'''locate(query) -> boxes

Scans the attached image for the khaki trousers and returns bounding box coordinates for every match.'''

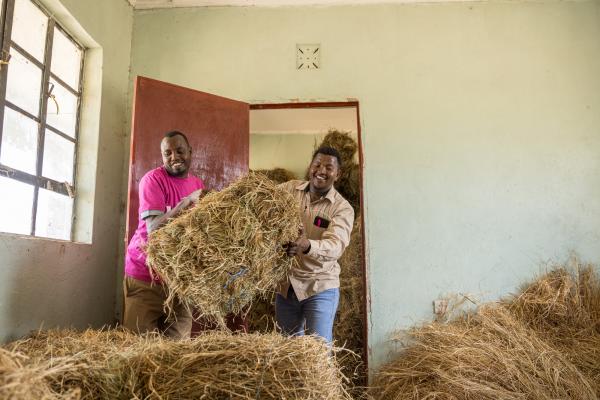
[122,276,192,339]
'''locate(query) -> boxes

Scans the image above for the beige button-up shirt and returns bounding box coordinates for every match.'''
[277,180,355,301]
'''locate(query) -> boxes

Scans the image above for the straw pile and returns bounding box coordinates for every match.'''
[505,265,600,393]
[0,347,80,400]
[6,328,352,400]
[335,219,365,388]
[146,173,301,325]
[253,167,298,184]
[370,304,597,400]
[370,264,600,399]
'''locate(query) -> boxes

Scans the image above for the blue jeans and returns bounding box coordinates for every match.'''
[275,286,340,343]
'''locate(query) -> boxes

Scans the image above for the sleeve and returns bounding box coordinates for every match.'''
[305,203,354,263]
[138,173,166,220]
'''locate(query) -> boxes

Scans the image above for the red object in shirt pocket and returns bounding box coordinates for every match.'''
[313,216,330,229]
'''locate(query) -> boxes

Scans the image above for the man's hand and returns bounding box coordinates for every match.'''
[187,189,203,205]
[283,226,310,257]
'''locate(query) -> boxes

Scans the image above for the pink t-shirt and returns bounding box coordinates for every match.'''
[125,166,204,283]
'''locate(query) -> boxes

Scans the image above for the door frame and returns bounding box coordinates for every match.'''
[250,101,369,373]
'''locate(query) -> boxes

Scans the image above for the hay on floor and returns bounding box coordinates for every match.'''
[370,304,597,400]
[0,347,80,400]
[253,168,298,184]
[146,173,301,325]
[370,265,600,399]
[8,328,353,400]
[505,264,600,393]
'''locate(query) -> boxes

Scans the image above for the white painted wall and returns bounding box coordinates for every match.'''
[249,107,359,178]
[0,0,133,342]
[129,1,600,370]
[250,133,320,178]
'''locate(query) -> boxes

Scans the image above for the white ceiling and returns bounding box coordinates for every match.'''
[129,0,472,9]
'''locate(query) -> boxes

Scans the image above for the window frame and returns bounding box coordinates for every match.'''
[0,0,84,240]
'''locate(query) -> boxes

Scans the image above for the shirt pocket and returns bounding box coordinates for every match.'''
[311,212,333,232]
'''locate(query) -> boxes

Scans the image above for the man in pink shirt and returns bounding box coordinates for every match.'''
[123,130,204,339]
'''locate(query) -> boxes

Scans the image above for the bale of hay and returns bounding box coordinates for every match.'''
[0,347,80,400]
[370,305,597,400]
[7,329,139,399]
[505,265,600,393]
[9,329,352,400]
[253,168,298,184]
[146,173,301,325]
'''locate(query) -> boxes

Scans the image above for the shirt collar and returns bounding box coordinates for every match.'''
[295,181,336,203]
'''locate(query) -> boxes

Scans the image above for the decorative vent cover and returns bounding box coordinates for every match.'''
[296,44,320,70]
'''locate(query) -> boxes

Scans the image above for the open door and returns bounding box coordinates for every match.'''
[126,76,249,243]
[125,76,249,335]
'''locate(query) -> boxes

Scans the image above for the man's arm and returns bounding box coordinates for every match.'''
[145,189,202,234]
[285,205,354,262]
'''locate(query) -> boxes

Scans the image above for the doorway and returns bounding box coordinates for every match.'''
[248,102,368,385]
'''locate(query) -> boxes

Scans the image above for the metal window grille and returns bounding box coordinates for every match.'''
[0,0,84,240]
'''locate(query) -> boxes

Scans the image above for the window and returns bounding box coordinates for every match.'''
[0,0,84,240]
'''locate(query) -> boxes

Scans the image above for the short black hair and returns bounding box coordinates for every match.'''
[312,146,342,168]
[163,130,190,147]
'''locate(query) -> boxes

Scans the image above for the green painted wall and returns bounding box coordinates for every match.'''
[0,0,133,342]
[129,1,600,370]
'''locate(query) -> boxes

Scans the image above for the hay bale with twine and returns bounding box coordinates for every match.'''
[8,328,352,400]
[505,264,600,393]
[370,304,597,400]
[146,172,301,325]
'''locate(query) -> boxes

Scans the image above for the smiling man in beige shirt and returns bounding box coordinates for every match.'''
[275,146,354,343]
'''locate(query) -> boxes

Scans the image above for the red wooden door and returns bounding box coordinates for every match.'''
[126,76,249,243]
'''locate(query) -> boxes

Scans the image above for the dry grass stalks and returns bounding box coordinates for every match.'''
[245,168,298,333]
[0,346,81,400]
[505,264,600,393]
[146,173,301,325]
[7,329,139,399]
[370,305,597,400]
[253,168,298,184]
[335,219,366,392]
[246,289,277,332]
[8,328,352,400]
[320,130,359,165]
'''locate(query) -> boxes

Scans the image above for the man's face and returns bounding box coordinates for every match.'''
[161,135,192,177]
[308,153,340,194]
